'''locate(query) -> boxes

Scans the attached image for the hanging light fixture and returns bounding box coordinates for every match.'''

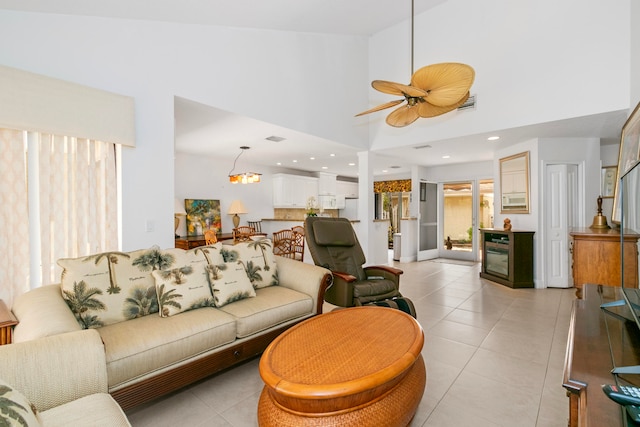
[356,0,475,127]
[228,146,262,184]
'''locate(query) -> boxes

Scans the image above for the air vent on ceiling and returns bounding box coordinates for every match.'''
[413,144,432,150]
[265,135,286,142]
[457,94,476,111]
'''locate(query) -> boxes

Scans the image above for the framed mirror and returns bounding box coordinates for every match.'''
[500,151,530,214]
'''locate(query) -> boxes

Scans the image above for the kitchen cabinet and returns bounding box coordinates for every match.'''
[272,174,318,208]
[318,172,337,195]
[336,180,359,198]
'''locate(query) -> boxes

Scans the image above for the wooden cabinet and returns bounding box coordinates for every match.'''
[479,229,534,288]
[570,228,639,296]
[272,174,318,208]
[563,285,636,426]
[0,300,17,345]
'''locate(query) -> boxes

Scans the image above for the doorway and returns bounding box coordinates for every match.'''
[418,181,438,260]
[439,180,494,261]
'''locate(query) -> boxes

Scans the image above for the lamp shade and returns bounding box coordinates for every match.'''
[174,198,187,216]
[228,200,247,215]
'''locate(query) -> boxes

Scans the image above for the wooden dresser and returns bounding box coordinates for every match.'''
[570,228,639,297]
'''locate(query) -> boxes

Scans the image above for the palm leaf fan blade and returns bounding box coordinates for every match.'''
[372,80,428,97]
[355,99,404,117]
[386,104,420,127]
[411,63,475,107]
[417,92,470,118]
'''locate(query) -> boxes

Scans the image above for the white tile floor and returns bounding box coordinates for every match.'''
[125,258,575,427]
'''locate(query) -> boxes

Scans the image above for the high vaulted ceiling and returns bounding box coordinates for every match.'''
[0,0,628,178]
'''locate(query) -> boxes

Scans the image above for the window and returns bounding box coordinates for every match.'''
[0,129,118,306]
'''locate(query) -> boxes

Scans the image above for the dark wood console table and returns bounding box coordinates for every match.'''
[563,284,640,426]
[175,233,233,249]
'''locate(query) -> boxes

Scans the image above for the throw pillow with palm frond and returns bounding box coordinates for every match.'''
[59,247,166,328]
[207,260,256,307]
[223,239,278,289]
[152,264,215,317]
[0,379,42,426]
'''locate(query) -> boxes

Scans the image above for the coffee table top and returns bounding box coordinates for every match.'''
[259,306,423,409]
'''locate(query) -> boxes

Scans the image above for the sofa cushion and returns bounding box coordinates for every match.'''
[219,286,313,338]
[58,246,218,328]
[38,393,130,427]
[152,264,215,317]
[221,240,279,289]
[98,307,237,389]
[208,261,256,307]
[0,378,42,427]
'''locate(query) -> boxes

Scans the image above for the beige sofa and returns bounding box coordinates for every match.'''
[10,242,332,410]
[0,329,130,426]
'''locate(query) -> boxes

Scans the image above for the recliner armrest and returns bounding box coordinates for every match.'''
[364,265,403,276]
[332,271,357,283]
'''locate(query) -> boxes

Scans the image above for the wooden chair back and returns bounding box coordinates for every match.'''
[272,229,296,258]
[291,226,305,262]
[204,229,218,245]
[233,226,255,243]
[247,221,263,233]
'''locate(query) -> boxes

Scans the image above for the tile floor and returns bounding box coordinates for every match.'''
[126,257,575,427]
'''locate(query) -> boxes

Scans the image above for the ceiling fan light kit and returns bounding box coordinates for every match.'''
[356,0,475,127]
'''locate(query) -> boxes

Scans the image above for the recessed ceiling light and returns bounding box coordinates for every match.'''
[348,162,355,166]
[487,136,500,141]
[330,153,335,157]
[321,166,328,170]
[442,155,450,159]
[382,169,388,173]
[292,160,298,163]
[276,162,282,166]
[310,157,315,160]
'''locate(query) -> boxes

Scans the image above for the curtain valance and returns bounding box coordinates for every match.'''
[0,64,135,147]
[373,179,412,193]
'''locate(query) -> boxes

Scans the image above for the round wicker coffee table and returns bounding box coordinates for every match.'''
[257,306,426,426]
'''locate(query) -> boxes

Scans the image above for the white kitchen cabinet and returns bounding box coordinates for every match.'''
[317,172,337,195]
[336,180,359,198]
[272,174,318,208]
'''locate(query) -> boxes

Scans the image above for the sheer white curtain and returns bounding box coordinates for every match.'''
[0,129,118,307]
[0,129,29,308]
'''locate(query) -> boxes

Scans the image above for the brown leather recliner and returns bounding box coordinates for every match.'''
[305,217,404,307]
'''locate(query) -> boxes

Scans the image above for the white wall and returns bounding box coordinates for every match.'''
[367,0,631,150]
[0,11,369,250]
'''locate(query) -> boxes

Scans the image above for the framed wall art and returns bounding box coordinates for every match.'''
[601,165,617,198]
[185,199,221,236]
[612,101,640,223]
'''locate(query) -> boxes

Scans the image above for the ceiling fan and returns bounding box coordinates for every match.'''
[356,0,475,127]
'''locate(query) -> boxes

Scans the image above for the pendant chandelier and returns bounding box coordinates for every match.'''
[228,146,261,184]
[356,0,475,127]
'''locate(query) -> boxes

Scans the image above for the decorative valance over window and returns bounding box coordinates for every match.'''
[0,64,135,147]
[374,179,412,193]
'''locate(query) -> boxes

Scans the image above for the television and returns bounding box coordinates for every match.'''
[600,159,640,375]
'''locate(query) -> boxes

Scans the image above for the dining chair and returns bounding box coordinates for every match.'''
[233,226,255,243]
[272,229,296,259]
[247,220,263,233]
[291,225,305,262]
[204,229,218,245]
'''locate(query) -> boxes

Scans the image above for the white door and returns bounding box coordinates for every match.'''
[545,164,578,288]
[417,181,438,261]
[439,181,476,261]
